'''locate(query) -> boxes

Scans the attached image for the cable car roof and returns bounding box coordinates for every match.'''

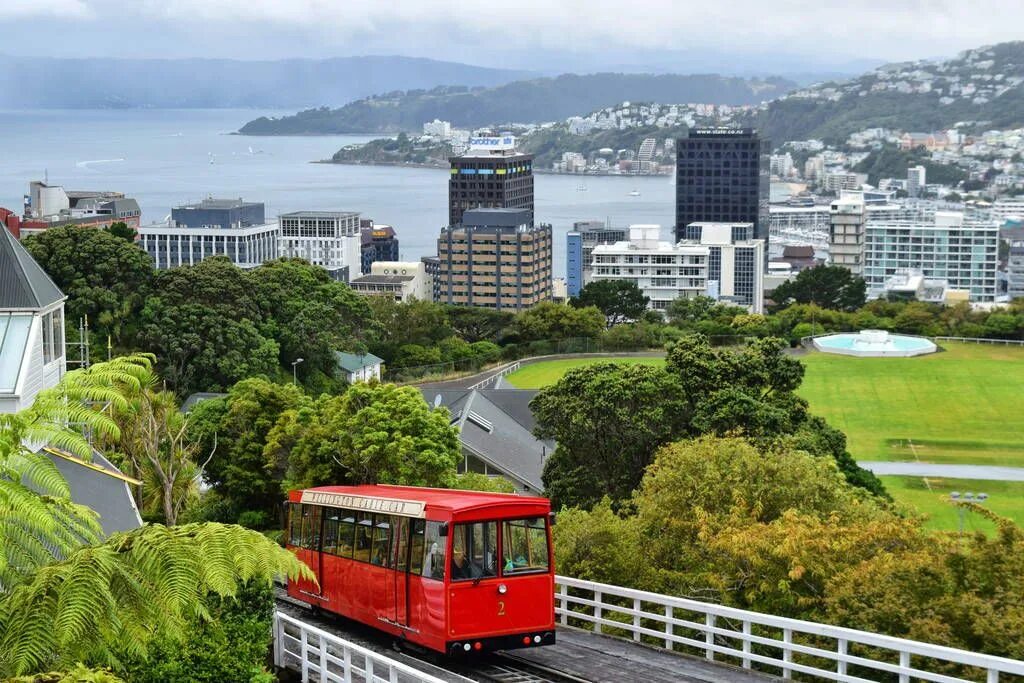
[292,484,549,518]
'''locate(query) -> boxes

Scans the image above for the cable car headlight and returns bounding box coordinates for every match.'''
[498,583,507,594]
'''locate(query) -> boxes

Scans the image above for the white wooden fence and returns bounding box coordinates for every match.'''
[554,575,1024,683]
[273,611,448,683]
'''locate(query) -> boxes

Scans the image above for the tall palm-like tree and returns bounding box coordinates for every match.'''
[0,355,310,677]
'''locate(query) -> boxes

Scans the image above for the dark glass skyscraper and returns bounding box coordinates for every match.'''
[449,142,533,227]
[674,129,770,261]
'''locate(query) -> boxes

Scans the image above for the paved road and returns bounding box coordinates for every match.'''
[860,461,1024,481]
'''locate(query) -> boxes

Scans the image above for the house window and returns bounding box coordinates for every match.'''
[41,310,63,364]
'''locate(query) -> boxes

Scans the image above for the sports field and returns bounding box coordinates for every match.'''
[503,357,665,389]
[797,343,1024,466]
[879,476,1024,532]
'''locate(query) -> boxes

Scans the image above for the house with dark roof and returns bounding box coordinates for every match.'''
[37,446,143,536]
[422,388,552,494]
[0,224,67,413]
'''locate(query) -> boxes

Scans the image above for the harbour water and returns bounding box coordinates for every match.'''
[0,108,785,277]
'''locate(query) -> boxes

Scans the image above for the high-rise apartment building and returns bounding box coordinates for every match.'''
[829,195,867,275]
[436,208,552,310]
[675,128,770,263]
[566,221,628,297]
[138,220,280,270]
[907,165,926,198]
[448,136,533,227]
[681,222,765,312]
[1008,241,1024,300]
[279,211,360,281]
[360,224,400,274]
[863,211,998,301]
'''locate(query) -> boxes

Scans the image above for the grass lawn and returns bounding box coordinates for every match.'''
[880,476,1024,533]
[503,357,665,389]
[798,343,1024,466]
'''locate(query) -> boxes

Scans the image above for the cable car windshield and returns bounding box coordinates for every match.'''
[451,521,498,581]
[501,517,550,575]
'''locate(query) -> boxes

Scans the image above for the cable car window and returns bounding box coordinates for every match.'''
[409,519,425,575]
[451,521,497,581]
[300,505,322,550]
[420,521,446,581]
[371,515,392,566]
[322,508,339,555]
[501,518,549,575]
[336,511,356,558]
[353,512,373,562]
[288,503,302,546]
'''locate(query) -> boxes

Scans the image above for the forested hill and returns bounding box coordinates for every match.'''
[237,73,796,135]
[0,55,530,109]
[752,41,1024,144]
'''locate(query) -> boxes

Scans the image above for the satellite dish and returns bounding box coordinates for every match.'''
[433,395,443,409]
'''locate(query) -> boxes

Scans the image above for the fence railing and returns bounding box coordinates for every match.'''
[932,335,1024,346]
[273,611,447,683]
[554,575,1024,683]
[467,361,521,391]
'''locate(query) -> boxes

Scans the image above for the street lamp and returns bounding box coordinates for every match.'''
[291,358,304,384]
[950,491,988,535]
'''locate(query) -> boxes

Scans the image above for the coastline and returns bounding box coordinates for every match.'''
[316,158,674,177]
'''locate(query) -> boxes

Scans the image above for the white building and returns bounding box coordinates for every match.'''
[823,172,867,193]
[907,165,927,198]
[423,119,452,139]
[349,261,433,302]
[335,352,384,384]
[590,224,764,313]
[279,211,361,281]
[0,226,67,413]
[829,195,867,275]
[863,211,999,301]
[139,220,280,270]
[992,198,1024,224]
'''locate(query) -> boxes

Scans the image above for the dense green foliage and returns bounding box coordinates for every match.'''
[241,74,795,135]
[119,583,276,683]
[852,145,968,187]
[571,280,650,326]
[770,265,867,312]
[23,226,153,347]
[510,301,605,342]
[555,435,1024,663]
[535,335,883,509]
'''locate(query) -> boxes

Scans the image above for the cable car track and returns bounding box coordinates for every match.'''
[463,653,592,683]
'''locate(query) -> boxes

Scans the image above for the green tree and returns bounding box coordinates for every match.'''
[770,265,867,312]
[104,221,137,242]
[188,378,309,523]
[532,363,691,509]
[269,383,460,490]
[445,306,514,343]
[365,297,452,362]
[511,301,605,342]
[247,259,372,385]
[23,225,153,348]
[571,280,650,326]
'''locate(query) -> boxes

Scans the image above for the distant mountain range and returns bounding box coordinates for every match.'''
[0,55,531,109]
[238,74,796,135]
[751,41,1024,143]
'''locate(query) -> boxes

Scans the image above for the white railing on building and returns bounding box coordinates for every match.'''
[273,611,447,683]
[554,575,1024,683]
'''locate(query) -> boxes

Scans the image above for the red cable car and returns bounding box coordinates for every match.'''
[285,484,556,655]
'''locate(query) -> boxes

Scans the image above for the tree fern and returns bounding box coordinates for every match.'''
[0,523,312,676]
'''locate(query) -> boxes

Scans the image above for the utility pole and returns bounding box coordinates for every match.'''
[950,491,988,536]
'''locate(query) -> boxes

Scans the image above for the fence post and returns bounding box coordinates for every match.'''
[593,590,603,634]
[899,651,911,683]
[300,628,309,681]
[343,646,352,683]
[782,628,792,679]
[319,633,327,681]
[664,605,673,650]
[742,621,752,669]
[705,614,715,660]
[559,583,569,625]
[273,612,283,668]
[837,638,847,677]
[633,598,641,642]
[988,669,1000,683]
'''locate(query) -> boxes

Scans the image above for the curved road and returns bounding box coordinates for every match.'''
[859,461,1024,481]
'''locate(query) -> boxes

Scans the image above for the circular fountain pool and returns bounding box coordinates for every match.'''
[812,330,937,357]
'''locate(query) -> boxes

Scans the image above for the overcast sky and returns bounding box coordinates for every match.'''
[3,0,1022,70]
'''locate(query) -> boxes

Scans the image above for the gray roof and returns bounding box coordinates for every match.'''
[336,351,384,372]
[0,226,65,310]
[36,446,142,537]
[461,208,532,228]
[423,389,550,492]
[180,391,228,412]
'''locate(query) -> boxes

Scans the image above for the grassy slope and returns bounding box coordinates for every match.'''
[880,476,1024,533]
[797,343,1024,465]
[503,357,665,389]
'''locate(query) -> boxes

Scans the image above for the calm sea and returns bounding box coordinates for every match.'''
[0,109,787,278]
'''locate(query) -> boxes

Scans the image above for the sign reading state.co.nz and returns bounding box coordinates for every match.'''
[469,135,516,151]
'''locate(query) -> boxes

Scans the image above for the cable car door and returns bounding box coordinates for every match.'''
[392,516,411,627]
[293,504,324,602]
